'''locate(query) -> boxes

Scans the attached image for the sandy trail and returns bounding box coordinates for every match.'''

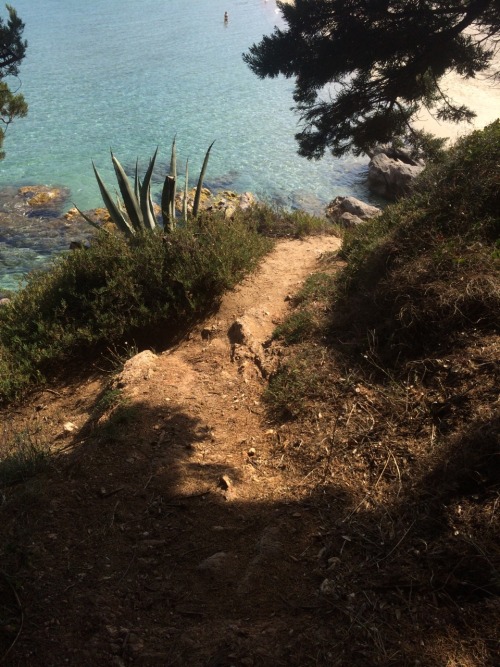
[118,235,341,502]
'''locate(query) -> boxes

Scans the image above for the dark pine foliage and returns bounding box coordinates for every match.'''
[0,5,26,75]
[0,4,27,159]
[244,0,500,158]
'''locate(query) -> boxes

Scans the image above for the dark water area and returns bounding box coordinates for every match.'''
[0,187,94,293]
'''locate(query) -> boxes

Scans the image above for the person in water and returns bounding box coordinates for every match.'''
[224,11,228,22]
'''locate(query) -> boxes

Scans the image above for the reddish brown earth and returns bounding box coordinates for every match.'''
[1,232,498,666]
[1,236,349,666]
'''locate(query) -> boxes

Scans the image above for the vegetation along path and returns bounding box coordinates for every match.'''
[1,235,346,666]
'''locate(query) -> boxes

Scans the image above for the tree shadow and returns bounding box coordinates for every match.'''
[291,412,500,665]
[0,386,498,665]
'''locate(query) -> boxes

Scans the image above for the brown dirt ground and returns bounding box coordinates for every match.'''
[1,233,498,666]
[0,236,349,666]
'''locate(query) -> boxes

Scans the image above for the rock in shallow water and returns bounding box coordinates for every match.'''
[325,195,382,227]
[17,185,70,217]
[368,153,424,200]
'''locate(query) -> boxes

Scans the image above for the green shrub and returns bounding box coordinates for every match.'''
[235,203,335,238]
[334,121,500,364]
[0,214,272,403]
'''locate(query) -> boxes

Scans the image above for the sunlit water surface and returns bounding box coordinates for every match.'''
[1,0,498,290]
[0,0,371,290]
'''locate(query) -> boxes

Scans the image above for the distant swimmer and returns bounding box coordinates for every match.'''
[224,11,228,22]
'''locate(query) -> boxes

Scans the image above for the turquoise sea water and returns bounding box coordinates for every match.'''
[0,0,371,290]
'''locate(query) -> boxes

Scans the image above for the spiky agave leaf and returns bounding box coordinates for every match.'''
[148,192,157,229]
[92,162,135,237]
[111,150,143,231]
[182,158,189,224]
[72,204,110,234]
[134,159,140,202]
[169,137,177,221]
[162,175,176,233]
[193,141,215,218]
[139,147,159,231]
[162,138,178,229]
[142,184,157,232]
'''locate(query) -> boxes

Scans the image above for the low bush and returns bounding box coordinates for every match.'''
[259,126,499,666]
[235,203,335,238]
[333,121,500,364]
[0,213,272,403]
[265,122,500,418]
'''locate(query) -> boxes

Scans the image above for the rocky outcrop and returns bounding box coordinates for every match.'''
[368,151,424,200]
[18,185,69,215]
[228,314,270,379]
[115,350,158,395]
[177,188,256,219]
[325,196,382,228]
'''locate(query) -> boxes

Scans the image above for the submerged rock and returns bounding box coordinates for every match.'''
[0,193,95,292]
[64,206,111,224]
[18,185,70,216]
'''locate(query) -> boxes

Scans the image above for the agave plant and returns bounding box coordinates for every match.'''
[76,139,214,238]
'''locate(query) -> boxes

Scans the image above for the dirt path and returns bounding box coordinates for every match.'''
[118,235,340,503]
[2,235,342,666]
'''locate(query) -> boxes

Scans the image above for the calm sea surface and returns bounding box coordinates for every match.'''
[2,1,497,291]
[0,0,373,289]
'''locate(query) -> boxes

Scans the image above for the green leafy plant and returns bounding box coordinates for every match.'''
[0,213,272,404]
[76,138,215,237]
